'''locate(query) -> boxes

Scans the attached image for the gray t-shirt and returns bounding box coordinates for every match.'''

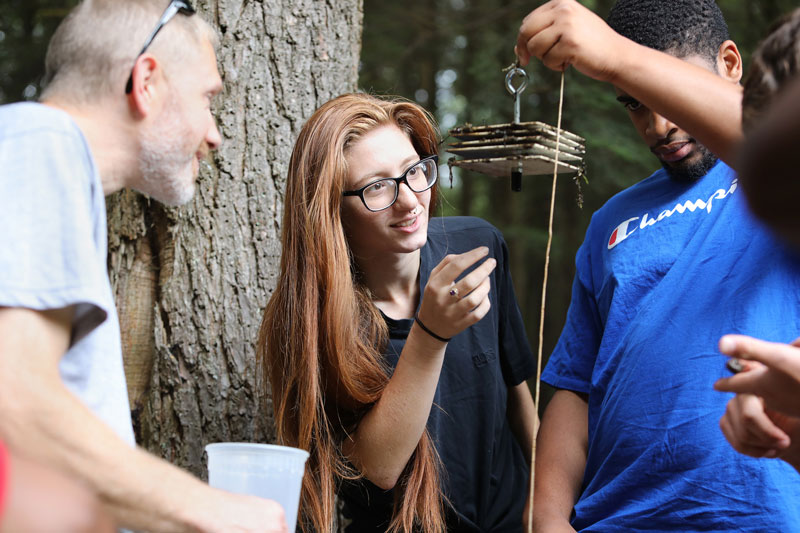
[0,102,135,445]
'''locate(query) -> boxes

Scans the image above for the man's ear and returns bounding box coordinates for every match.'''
[127,54,161,118]
[717,40,743,84]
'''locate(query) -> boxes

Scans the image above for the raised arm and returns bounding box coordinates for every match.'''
[0,307,287,533]
[343,247,496,489]
[533,389,588,532]
[515,0,743,165]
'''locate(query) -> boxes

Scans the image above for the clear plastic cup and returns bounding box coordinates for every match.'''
[206,442,309,532]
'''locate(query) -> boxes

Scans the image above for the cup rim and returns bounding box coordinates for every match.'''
[205,442,310,460]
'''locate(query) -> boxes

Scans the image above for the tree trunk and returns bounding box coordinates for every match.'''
[107,0,363,478]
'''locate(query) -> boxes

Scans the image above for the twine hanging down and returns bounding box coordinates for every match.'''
[443,63,578,530]
[527,70,566,533]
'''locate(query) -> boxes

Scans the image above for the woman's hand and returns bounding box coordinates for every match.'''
[416,247,497,341]
[345,247,496,488]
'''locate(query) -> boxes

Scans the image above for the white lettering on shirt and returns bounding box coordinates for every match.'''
[607,179,738,250]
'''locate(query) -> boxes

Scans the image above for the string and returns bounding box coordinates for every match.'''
[528,69,566,533]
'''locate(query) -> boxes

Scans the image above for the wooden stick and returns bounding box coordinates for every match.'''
[528,70,565,533]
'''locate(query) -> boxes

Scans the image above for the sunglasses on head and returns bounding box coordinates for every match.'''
[124,0,196,94]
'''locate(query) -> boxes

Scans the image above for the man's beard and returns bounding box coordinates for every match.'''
[138,98,198,206]
[662,143,719,183]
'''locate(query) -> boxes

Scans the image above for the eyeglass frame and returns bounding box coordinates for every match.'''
[124,0,196,94]
[342,155,439,212]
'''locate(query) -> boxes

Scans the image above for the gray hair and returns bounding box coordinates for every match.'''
[41,0,218,104]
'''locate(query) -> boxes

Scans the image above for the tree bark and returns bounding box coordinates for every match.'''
[107,0,363,478]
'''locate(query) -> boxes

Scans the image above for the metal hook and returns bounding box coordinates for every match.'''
[505,67,529,97]
[504,65,529,190]
[505,67,528,125]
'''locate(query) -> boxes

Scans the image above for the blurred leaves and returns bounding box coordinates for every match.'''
[0,0,78,103]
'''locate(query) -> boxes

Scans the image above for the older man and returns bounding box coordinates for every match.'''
[0,1,285,531]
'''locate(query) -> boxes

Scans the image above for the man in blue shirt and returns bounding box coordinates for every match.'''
[517,0,800,530]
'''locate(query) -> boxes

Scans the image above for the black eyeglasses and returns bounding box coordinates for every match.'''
[343,155,438,212]
[124,0,196,94]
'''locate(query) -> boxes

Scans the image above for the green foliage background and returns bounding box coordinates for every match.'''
[0,1,77,103]
[2,0,796,411]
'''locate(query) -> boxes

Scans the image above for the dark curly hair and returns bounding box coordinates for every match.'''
[741,8,800,131]
[607,0,729,64]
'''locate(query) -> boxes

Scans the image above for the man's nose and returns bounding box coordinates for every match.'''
[206,119,222,150]
[646,111,677,140]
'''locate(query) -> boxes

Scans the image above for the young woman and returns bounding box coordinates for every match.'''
[258,93,536,532]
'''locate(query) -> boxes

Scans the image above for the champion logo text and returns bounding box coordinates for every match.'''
[607,179,738,250]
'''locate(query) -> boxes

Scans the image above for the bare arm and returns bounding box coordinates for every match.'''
[1,448,115,533]
[508,381,538,464]
[608,42,742,164]
[0,307,287,533]
[508,381,538,532]
[344,248,497,489]
[342,323,448,490]
[515,0,743,166]
[533,389,588,533]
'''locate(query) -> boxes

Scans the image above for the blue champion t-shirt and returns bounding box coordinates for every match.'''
[543,160,800,531]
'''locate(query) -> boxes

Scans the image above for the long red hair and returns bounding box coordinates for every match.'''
[257,93,444,532]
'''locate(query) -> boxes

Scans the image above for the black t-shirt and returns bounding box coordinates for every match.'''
[341,217,535,532]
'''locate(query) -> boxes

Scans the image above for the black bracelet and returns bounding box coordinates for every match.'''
[414,315,451,343]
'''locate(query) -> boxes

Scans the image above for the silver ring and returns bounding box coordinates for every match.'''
[449,287,459,298]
